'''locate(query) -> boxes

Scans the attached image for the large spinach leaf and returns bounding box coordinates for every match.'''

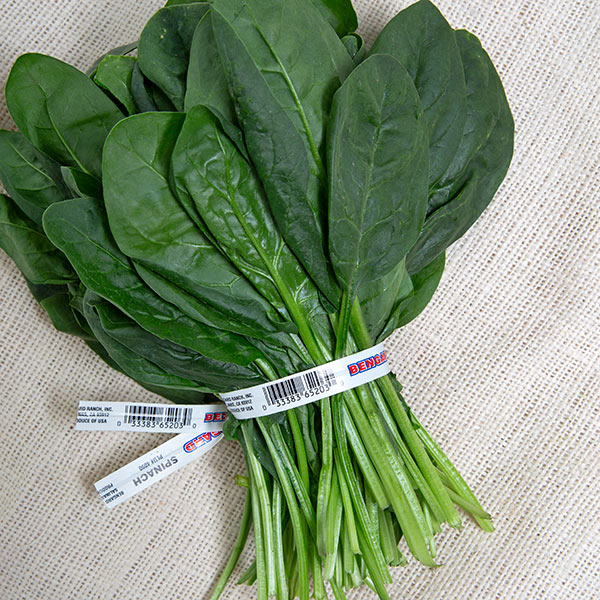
[0,130,69,225]
[211,0,354,306]
[5,54,123,179]
[0,194,75,285]
[137,3,209,111]
[42,196,264,367]
[406,66,514,274]
[102,111,295,343]
[427,29,504,214]
[368,0,467,187]
[93,55,138,116]
[327,54,429,299]
[172,106,333,349]
[184,10,235,122]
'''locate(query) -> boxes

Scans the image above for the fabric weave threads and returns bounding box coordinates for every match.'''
[1,1,599,599]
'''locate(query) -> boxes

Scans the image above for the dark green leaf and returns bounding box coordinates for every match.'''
[42,196,264,366]
[427,30,504,213]
[0,194,75,284]
[86,41,137,78]
[83,290,209,392]
[60,167,102,199]
[91,295,264,392]
[211,0,354,306]
[341,33,366,65]
[93,55,137,115]
[0,130,69,225]
[368,0,467,186]
[102,111,294,343]
[378,252,445,341]
[137,3,209,111]
[308,0,358,36]
[130,62,176,113]
[359,261,412,341]
[327,54,429,298]
[406,83,513,274]
[185,10,236,122]
[5,54,123,178]
[25,280,94,339]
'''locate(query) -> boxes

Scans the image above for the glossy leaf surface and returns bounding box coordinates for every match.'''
[327,54,429,297]
[102,111,293,342]
[0,194,75,284]
[211,0,354,305]
[0,130,69,225]
[137,3,209,111]
[5,54,122,178]
[369,0,467,186]
[42,197,264,366]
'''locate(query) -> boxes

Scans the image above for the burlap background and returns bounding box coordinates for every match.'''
[0,1,598,598]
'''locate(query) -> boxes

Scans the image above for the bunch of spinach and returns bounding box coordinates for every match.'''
[0,1,513,598]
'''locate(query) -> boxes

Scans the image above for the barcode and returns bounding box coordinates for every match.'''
[124,405,193,426]
[263,368,337,406]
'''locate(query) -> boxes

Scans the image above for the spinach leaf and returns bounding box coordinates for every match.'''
[184,10,236,122]
[90,295,264,392]
[359,261,412,341]
[0,130,69,225]
[130,62,169,113]
[5,54,123,179]
[60,167,102,199]
[25,280,94,339]
[427,29,504,214]
[83,290,210,393]
[86,41,137,78]
[378,252,445,341]
[327,54,429,300]
[341,33,366,65]
[406,78,514,274]
[211,0,354,306]
[42,196,264,366]
[137,3,209,111]
[368,0,467,187]
[0,194,75,284]
[93,55,137,116]
[102,111,295,343]
[309,0,358,36]
[172,105,332,347]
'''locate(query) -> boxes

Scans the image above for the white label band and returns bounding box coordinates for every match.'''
[219,343,390,419]
[76,401,228,433]
[94,430,223,508]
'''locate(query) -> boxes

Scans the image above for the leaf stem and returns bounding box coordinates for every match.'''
[208,488,253,600]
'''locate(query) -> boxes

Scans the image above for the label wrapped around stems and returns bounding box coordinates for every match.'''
[76,401,228,433]
[219,343,390,419]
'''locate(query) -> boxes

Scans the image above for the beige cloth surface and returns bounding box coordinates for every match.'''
[0,1,598,598]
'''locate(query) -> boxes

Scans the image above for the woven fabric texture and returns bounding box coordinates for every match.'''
[0,1,598,599]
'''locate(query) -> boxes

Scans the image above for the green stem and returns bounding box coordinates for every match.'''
[272,481,289,599]
[242,423,276,597]
[208,489,253,600]
[411,410,494,532]
[288,409,310,492]
[350,300,462,529]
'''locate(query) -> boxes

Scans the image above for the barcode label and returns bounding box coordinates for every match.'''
[124,405,193,427]
[76,401,228,433]
[220,343,390,419]
[264,368,337,406]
